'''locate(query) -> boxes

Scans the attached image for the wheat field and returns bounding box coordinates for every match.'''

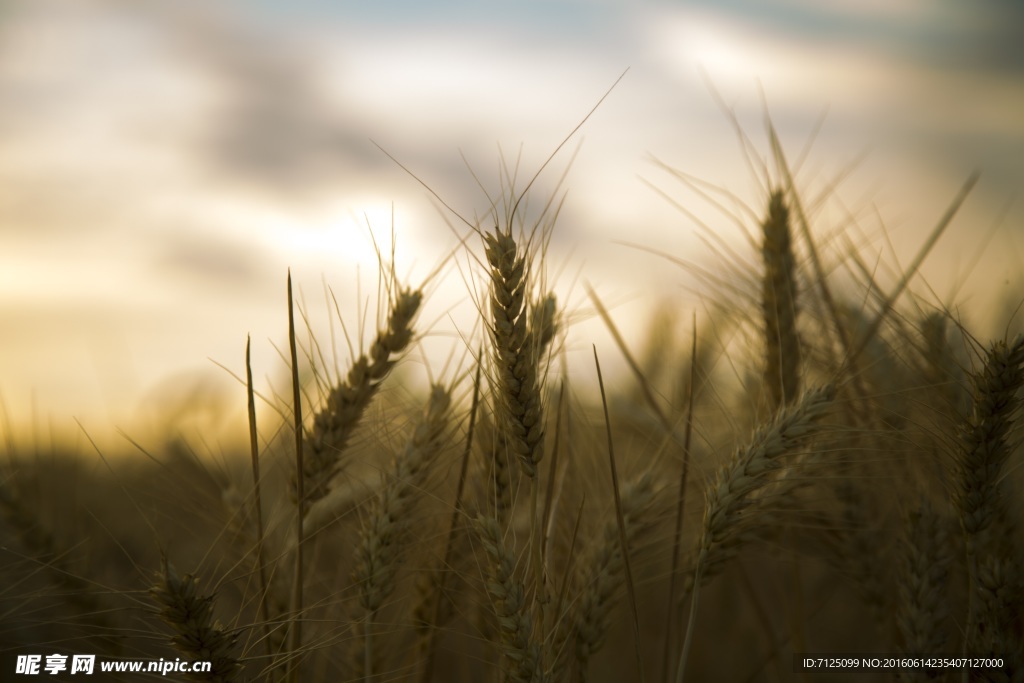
[2,107,1022,683]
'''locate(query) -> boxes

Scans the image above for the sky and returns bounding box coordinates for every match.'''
[1,0,1022,449]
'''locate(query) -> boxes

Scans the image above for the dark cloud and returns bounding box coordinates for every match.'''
[159,13,380,198]
[200,48,367,193]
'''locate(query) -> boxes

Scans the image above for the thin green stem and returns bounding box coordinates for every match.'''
[676,561,705,683]
[286,271,305,683]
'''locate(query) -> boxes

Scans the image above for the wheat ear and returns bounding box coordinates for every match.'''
[953,335,1024,665]
[151,559,239,683]
[897,498,952,671]
[485,228,545,479]
[475,514,546,683]
[972,554,1022,673]
[481,291,556,525]
[954,335,1024,547]
[417,361,483,683]
[351,385,452,680]
[485,228,553,640]
[570,472,656,682]
[676,384,835,683]
[300,287,422,506]
[761,190,801,410]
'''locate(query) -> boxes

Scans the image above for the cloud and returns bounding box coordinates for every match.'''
[165,20,373,196]
[155,231,268,293]
[685,0,1024,76]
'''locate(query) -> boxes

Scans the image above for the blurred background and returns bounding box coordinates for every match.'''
[1,0,1022,449]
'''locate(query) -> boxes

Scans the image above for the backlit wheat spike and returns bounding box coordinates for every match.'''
[762,190,800,410]
[299,287,422,506]
[677,384,835,683]
[485,228,545,479]
[699,384,835,579]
